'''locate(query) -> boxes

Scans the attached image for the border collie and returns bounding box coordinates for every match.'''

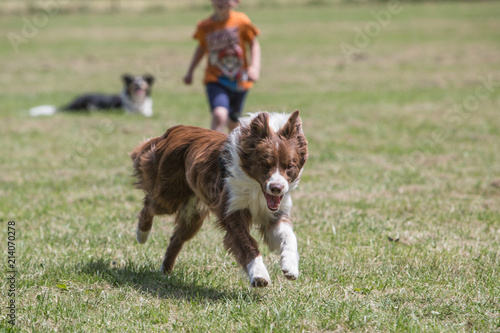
[130,111,308,287]
[29,74,155,117]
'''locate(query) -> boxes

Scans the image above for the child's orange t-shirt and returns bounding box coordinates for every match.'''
[193,10,260,91]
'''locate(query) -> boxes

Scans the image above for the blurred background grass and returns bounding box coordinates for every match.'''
[1,1,499,331]
[0,0,491,15]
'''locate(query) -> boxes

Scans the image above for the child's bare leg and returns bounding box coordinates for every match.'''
[211,106,229,132]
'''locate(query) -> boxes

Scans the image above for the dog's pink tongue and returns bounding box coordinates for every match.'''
[265,193,282,211]
[136,89,146,97]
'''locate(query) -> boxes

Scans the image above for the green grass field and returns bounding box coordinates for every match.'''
[1,1,500,332]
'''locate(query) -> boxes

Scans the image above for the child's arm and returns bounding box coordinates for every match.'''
[247,37,261,82]
[184,45,205,85]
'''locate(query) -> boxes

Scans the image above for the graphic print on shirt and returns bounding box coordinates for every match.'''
[206,27,246,83]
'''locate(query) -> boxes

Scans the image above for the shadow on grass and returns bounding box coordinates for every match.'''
[76,258,261,303]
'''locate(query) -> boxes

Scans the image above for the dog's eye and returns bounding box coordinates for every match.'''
[286,162,298,178]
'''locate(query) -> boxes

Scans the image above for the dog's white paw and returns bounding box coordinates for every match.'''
[136,228,151,244]
[281,251,299,280]
[247,256,271,288]
[251,275,271,288]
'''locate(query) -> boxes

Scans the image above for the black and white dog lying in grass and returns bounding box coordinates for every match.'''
[29,74,155,117]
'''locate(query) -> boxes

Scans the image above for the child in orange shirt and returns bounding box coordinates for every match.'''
[183,0,261,132]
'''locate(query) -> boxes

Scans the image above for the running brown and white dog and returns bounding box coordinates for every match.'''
[130,111,308,287]
[29,74,155,117]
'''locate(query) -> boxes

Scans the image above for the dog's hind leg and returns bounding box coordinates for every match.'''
[161,196,208,274]
[136,196,155,244]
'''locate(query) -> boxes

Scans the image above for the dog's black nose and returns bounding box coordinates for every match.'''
[269,183,284,195]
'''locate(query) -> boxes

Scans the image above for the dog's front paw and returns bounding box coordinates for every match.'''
[282,268,299,280]
[281,251,299,280]
[247,256,271,288]
[251,275,271,288]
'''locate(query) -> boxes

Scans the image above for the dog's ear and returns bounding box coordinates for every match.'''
[143,74,155,86]
[122,74,134,85]
[250,112,271,138]
[279,110,301,139]
[281,110,308,167]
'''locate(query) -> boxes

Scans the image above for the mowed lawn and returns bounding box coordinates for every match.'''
[1,2,500,332]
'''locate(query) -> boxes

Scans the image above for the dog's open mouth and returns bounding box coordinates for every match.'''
[264,192,284,212]
[133,87,146,98]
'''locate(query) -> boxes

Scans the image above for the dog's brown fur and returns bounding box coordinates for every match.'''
[130,111,307,286]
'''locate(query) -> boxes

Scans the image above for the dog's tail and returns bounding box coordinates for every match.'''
[129,135,164,191]
[29,105,58,117]
[129,140,148,162]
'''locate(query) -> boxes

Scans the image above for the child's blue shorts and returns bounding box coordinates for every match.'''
[206,83,249,122]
